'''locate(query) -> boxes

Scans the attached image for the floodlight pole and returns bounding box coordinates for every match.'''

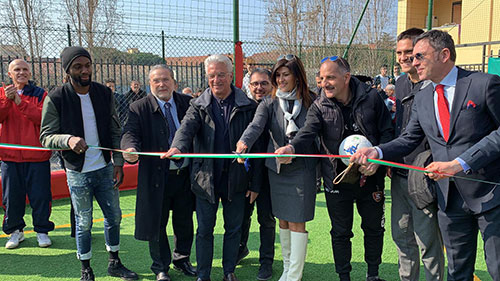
[343,0,370,59]
[427,0,434,30]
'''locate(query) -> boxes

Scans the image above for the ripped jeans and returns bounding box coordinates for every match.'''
[66,164,122,260]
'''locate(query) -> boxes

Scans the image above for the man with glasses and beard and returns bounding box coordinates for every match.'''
[40,47,138,281]
[236,68,276,280]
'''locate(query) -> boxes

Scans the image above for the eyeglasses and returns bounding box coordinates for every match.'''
[207,72,228,80]
[249,81,270,87]
[277,54,296,61]
[410,53,426,62]
[321,56,349,70]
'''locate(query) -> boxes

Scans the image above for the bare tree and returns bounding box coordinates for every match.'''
[303,0,346,46]
[265,0,306,54]
[1,0,52,58]
[263,0,396,76]
[355,0,396,74]
[63,0,121,52]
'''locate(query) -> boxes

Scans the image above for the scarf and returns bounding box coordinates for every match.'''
[276,87,302,137]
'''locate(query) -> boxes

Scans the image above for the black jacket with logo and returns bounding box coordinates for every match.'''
[292,77,394,192]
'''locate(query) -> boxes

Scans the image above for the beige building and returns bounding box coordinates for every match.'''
[397,0,500,70]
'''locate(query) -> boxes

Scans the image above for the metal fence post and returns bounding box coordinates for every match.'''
[482,44,486,72]
[162,31,165,60]
[67,24,72,47]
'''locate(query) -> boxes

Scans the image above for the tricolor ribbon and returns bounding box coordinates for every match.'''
[1,143,498,185]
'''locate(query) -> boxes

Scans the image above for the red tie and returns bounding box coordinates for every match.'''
[436,84,450,142]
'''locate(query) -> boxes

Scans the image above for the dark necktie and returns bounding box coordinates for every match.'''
[164,103,183,168]
[436,84,450,142]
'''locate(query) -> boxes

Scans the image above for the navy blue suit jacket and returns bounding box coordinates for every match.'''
[380,68,500,214]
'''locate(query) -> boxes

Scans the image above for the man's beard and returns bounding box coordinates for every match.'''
[71,74,92,87]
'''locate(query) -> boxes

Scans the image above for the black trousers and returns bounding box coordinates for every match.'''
[325,182,385,277]
[240,177,276,266]
[149,169,195,275]
[196,191,246,279]
[1,161,54,234]
[439,182,500,281]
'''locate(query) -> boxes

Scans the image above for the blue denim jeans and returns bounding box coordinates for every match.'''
[66,164,122,260]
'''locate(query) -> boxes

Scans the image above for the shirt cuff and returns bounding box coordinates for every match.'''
[456,157,471,173]
[374,146,383,159]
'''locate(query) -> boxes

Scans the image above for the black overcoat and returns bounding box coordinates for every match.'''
[121,92,192,241]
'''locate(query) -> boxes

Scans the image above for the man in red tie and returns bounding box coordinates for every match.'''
[352,29,500,281]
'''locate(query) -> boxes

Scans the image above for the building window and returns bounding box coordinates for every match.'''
[452,1,462,24]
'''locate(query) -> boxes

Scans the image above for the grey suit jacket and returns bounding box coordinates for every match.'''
[380,68,500,214]
[239,95,318,173]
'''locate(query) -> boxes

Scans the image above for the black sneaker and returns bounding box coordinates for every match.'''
[107,258,139,280]
[257,264,272,280]
[236,247,249,265]
[366,276,386,281]
[81,267,95,281]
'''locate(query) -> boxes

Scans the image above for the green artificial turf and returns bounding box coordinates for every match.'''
[0,180,490,280]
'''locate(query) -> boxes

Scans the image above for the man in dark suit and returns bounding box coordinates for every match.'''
[352,30,500,281]
[121,65,196,281]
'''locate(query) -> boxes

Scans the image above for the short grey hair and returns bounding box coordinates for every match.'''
[204,55,233,73]
[149,65,175,80]
[385,84,395,91]
[414,29,456,62]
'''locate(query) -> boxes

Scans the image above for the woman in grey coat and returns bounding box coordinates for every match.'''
[236,55,318,281]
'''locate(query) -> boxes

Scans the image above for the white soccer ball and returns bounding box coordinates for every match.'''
[339,134,373,165]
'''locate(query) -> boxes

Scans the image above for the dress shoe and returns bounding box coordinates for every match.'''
[173,260,197,277]
[257,264,272,280]
[196,278,211,281]
[223,273,240,281]
[156,271,171,281]
[107,258,139,280]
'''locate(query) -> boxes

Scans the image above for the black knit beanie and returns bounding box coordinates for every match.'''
[61,46,92,73]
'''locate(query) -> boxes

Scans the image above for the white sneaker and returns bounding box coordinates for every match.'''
[36,233,52,248]
[5,230,25,249]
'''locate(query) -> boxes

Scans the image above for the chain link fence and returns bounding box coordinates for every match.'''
[0,4,398,170]
[1,25,396,124]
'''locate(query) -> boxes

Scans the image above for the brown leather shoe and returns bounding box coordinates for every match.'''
[223,273,240,281]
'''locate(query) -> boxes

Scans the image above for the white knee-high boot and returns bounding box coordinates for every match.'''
[287,231,308,281]
[278,228,291,281]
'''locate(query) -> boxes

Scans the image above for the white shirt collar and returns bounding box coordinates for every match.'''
[432,66,458,88]
[153,93,175,109]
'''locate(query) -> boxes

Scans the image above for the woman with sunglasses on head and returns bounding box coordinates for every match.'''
[236,54,318,281]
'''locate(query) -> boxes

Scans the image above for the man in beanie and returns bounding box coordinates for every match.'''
[0,59,54,249]
[40,46,138,281]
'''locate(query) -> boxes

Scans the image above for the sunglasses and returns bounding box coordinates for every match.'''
[409,52,426,62]
[321,56,349,69]
[321,56,341,63]
[277,54,296,61]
